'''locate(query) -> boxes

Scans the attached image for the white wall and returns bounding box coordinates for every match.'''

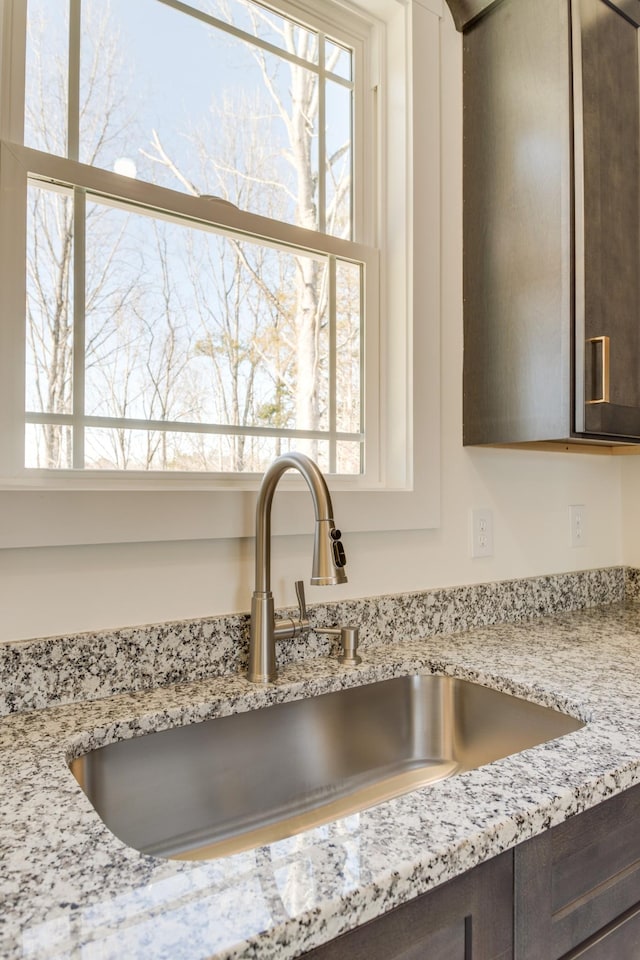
[620,457,640,568]
[0,7,624,643]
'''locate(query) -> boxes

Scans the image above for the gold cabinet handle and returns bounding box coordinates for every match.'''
[586,336,610,404]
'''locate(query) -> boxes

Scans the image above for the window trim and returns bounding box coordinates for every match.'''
[0,0,442,543]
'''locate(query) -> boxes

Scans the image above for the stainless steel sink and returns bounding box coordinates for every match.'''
[69,674,584,860]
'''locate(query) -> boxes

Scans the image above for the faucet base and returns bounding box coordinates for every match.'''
[247,593,277,684]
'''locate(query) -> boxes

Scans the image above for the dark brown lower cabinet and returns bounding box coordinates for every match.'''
[514,784,640,959]
[301,850,513,960]
[302,784,640,960]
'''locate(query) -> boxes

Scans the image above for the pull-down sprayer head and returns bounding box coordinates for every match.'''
[311,518,347,585]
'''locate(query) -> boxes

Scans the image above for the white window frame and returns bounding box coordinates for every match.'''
[4,0,377,477]
[0,0,442,546]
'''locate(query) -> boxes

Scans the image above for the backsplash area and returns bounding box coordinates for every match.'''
[0,566,632,717]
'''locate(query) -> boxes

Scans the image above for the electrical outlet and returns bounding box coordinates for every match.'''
[471,508,493,558]
[570,504,586,548]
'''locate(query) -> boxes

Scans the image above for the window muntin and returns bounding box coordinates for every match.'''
[13,0,376,479]
[24,425,362,474]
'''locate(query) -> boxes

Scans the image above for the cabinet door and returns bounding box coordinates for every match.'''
[574,0,640,439]
[301,851,513,960]
[514,784,640,959]
[461,0,573,446]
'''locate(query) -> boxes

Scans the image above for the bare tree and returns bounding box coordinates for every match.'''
[234,6,353,453]
[25,2,137,467]
[144,89,302,472]
[143,0,354,465]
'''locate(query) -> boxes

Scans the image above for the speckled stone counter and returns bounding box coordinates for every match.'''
[0,565,626,716]
[4,597,640,959]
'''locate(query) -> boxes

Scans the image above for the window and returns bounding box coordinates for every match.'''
[0,0,441,542]
[2,0,378,478]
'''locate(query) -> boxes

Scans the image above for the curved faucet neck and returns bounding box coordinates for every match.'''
[254,452,335,595]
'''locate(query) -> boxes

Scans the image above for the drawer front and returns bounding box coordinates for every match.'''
[568,904,640,959]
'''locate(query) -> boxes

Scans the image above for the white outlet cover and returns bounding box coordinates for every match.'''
[470,508,494,558]
[569,504,587,548]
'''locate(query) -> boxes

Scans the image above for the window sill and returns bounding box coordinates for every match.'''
[0,471,437,548]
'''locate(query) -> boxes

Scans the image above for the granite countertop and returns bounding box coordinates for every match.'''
[3,601,640,959]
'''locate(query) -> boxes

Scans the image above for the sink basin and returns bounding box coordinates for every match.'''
[69,674,583,860]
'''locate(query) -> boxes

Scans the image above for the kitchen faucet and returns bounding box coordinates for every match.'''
[247,451,350,683]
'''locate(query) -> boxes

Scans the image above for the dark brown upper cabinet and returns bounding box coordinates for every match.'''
[447,0,640,446]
